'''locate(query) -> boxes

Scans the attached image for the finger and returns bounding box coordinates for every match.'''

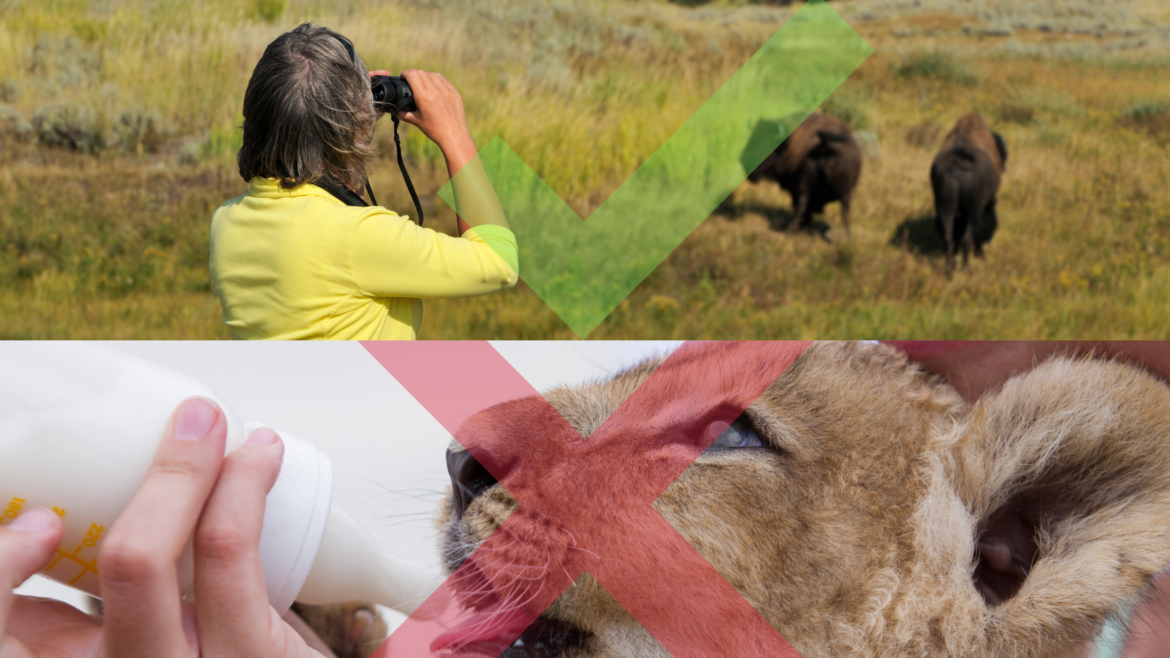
[436,74,458,95]
[282,609,340,658]
[1050,341,1170,385]
[1120,570,1170,656]
[398,110,421,126]
[194,427,285,656]
[368,70,391,78]
[9,595,102,655]
[0,508,63,627]
[99,397,227,658]
[402,69,431,95]
[423,71,444,93]
[882,341,1036,401]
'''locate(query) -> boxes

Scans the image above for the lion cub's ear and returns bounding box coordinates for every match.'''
[948,356,1170,647]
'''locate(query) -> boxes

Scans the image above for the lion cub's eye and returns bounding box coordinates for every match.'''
[704,416,763,450]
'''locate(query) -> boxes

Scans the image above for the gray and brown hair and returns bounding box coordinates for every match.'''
[237,23,376,191]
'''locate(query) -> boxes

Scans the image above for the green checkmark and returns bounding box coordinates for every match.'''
[440,0,873,338]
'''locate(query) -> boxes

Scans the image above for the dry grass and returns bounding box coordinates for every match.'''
[1,0,1168,338]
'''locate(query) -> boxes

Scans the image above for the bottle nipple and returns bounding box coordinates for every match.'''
[296,504,442,614]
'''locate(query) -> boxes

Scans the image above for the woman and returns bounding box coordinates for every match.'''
[210,24,517,340]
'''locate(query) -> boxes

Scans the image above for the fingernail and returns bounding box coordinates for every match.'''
[173,397,219,441]
[8,507,55,532]
[245,427,280,446]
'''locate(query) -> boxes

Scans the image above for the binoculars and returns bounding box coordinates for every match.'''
[371,75,417,116]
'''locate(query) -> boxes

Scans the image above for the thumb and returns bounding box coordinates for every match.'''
[0,508,64,627]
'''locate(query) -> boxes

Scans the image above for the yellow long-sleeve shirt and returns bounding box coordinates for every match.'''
[209,178,518,340]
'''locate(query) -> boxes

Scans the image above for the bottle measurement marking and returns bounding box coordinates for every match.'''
[0,497,26,524]
[46,542,101,584]
[45,521,103,584]
[1,498,66,525]
[2,498,102,583]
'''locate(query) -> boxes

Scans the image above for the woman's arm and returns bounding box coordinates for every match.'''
[350,210,517,300]
[397,70,508,236]
[355,70,517,298]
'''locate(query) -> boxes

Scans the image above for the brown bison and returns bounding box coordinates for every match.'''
[931,113,1008,272]
[747,112,863,235]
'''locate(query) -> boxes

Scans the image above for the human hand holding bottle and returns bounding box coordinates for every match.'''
[0,397,338,658]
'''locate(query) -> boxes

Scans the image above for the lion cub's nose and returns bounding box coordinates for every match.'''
[446,448,499,518]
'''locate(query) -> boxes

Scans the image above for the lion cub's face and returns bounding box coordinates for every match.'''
[437,343,961,657]
[437,343,1170,658]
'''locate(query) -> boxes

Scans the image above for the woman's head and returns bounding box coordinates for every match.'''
[238,24,376,191]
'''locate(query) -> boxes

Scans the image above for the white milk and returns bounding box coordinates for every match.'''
[0,344,437,614]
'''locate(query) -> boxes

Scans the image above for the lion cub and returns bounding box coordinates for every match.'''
[438,342,1170,657]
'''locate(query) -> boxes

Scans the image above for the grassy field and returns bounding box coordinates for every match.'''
[1,0,1168,338]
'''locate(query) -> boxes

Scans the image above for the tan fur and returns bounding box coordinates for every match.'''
[439,343,1170,657]
[941,113,1004,177]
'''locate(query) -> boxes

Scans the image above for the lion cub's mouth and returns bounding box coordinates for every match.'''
[500,616,589,658]
[436,610,588,657]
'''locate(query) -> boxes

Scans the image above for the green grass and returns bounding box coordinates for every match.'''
[0,0,1168,338]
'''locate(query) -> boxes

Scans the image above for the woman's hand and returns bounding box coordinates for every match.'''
[884,341,1170,402]
[396,70,478,177]
[0,397,337,658]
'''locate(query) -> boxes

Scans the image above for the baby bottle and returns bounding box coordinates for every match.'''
[0,343,439,614]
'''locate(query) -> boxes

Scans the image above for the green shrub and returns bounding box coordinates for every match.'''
[31,103,109,154]
[0,104,32,142]
[1122,100,1169,123]
[30,103,170,154]
[665,0,795,6]
[114,109,169,154]
[1120,100,1170,140]
[0,79,19,103]
[252,0,286,22]
[998,103,1036,125]
[892,50,978,86]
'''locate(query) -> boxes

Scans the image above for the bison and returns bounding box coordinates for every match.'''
[931,113,1008,272]
[746,112,863,236]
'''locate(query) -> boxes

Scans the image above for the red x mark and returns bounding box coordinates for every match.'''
[363,341,810,657]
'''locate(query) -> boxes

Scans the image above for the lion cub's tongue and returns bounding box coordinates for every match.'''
[430,605,535,655]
